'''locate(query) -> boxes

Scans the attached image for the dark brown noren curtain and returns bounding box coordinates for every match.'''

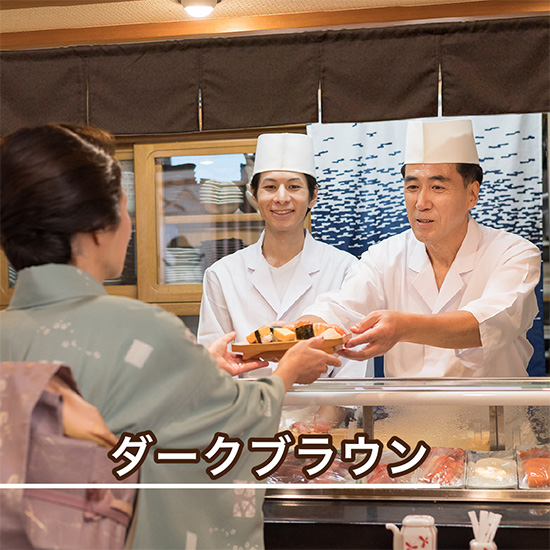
[1,16,548,136]
[321,27,439,123]
[86,42,200,135]
[0,49,87,136]
[441,17,550,116]
[200,34,320,131]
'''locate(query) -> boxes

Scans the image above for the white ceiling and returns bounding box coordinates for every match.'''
[1,0,491,33]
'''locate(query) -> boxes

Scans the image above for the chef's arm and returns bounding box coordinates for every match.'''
[340,310,481,361]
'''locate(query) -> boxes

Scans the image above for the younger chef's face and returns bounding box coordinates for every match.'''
[255,171,317,233]
[404,163,479,255]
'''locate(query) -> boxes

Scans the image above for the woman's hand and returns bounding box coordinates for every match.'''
[274,337,341,390]
[208,331,269,376]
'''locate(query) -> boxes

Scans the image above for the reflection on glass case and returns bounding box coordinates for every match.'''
[155,151,261,286]
[267,378,549,502]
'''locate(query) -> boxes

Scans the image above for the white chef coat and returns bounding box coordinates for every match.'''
[302,217,541,377]
[198,230,372,378]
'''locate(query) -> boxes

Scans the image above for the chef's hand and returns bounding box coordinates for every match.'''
[208,331,269,376]
[45,375,118,449]
[274,337,341,390]
[338,310,402,360]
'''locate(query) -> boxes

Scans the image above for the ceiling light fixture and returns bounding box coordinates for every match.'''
[179,0,221,18]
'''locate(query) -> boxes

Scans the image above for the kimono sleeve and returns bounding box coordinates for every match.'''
[96,305,286,549]
[100,303,285,456]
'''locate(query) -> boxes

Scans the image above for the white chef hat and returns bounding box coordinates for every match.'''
[252,133,316,178]
[404,119,480,165]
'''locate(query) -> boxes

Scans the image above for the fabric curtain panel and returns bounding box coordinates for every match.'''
[0,49,86,137]
[1,17,548,136]
[199,35,320,131]
[86,43,200,135]
[320,27,439,123]
[441,17,550,116]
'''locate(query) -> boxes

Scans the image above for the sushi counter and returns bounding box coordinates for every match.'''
[262,378,550,550]
[263,498,549,549]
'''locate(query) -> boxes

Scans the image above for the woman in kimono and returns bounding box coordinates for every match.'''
[0,123,341,550]
[198,133,371,379]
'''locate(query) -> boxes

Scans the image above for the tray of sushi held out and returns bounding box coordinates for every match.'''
[231,323,351,361]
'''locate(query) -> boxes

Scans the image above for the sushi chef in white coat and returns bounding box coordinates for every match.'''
[300,119,541,377]
[198,132,372,378]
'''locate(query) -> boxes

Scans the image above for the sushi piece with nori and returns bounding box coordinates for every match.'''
[295,323,315,340]
[246,325,272,344]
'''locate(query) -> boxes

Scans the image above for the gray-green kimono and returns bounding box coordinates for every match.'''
[0,264,285,550]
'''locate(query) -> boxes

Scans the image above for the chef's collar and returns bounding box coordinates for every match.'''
[409,215,479,274]
[252,229,321,273]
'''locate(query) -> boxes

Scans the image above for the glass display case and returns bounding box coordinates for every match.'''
[263,378,549,550]
[266,378,549,501]
[133,138,264,315]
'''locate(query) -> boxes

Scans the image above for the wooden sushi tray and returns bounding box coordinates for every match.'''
[232,333,351,361]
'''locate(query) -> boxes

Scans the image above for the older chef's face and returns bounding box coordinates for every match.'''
[404,163,479,254]
[255,171,317,233]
